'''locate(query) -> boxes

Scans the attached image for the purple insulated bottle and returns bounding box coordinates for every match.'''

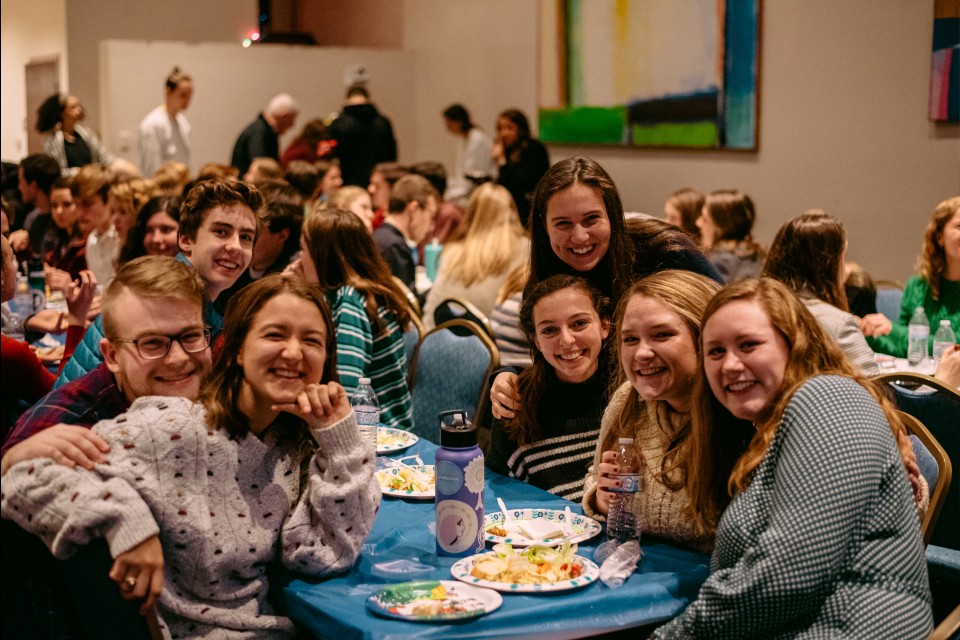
[435,410,485,557]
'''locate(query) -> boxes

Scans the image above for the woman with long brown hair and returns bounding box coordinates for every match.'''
[762,210,879,376]
[298,208,414,431]
[653,278,932,638]
[697,189,766,283]
[492,108,550,226]
[487,274,611,501]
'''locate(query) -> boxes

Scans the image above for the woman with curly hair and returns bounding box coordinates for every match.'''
[653,278,932,639]
[863,196,960,360]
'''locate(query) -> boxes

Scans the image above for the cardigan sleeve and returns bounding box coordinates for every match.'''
[280,412,380,576]
[654,376,918,638]
[832,308,880,376]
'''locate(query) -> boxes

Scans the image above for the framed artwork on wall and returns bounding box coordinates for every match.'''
[538,0,761,150]
[930,0,959,122]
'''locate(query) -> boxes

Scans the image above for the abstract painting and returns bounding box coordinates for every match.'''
[930,0,959,122]
[539,0,760,150]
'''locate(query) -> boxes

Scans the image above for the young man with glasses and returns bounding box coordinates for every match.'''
[1,256,211,474]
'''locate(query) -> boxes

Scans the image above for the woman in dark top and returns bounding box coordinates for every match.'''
[37,94,115,172]
[487,274,611,501]
[493,109,550,227]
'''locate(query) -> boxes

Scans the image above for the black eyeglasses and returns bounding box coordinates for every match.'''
[113,328,211,360]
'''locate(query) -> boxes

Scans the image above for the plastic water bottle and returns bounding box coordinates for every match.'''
[907,307,930,366]
[607,438,643,544]
[424,238,442,282]
[933,319,956,365]
[350,377,379,446]
[435,410,485,557]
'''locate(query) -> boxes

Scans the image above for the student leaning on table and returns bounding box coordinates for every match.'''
[1,275,381,640]
[582,270,720,553]
[652,278,932,639]
[862,196,960,358]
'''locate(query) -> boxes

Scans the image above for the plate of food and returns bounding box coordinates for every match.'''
[450,542,599,593]
[376,464,435,499]
[376,426,419,454]
[484,508,601,547]
[366,579,502,622]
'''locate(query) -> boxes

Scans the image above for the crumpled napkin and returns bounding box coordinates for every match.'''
[596,540,643,588]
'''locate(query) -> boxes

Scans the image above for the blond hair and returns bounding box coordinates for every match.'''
[440,183,528,287]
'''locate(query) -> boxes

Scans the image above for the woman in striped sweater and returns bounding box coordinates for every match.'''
[298,208,414,431]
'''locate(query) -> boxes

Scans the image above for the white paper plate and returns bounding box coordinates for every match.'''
[450,552,599,593]
[366,579,502,622]
[376,426,419,454]
[376,465,435,499]
[484,508,601,547]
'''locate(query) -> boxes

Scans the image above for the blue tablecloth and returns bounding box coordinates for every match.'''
[280,438,709,640]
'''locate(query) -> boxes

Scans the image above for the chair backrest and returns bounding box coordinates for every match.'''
[928,603,960,640]
[876,373,960,550]
[401,305,426,366]
[433,297,495,339]
[407,319,500,441]
[875,286,903,323]
[392,276,423,318]
[898,411,953,546]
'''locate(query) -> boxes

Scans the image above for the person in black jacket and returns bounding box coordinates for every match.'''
[327,84,397,188]
[231,94,299,178]
[492,109,550,227]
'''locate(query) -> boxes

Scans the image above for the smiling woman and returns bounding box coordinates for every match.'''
[1,274,381,640]
[487,274,611,501]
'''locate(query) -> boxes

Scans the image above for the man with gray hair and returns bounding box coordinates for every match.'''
[230,93,300,177]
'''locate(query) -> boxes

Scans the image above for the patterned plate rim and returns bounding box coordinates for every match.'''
[450,552,599,593]
[375,465,436,499]
[483,508,601,547]
[366,579,502,622]
[376,426,419,454]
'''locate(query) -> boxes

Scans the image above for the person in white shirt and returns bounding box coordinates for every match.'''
[442,104,498,205]
[138,67,193,176]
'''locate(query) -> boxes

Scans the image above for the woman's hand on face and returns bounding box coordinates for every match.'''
[8,229,29,252]
[275,381,352,430]
[859,313,892,338]
[109,535,164,615]
[490,372,520,420]
[934,344,960,389]
[594,450,622,516]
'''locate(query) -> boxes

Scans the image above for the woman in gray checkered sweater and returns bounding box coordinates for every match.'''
[654,278,932,639]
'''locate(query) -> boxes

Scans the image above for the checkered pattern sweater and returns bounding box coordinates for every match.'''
[1,396,380,640]
[653,376,932,639]
[328,285,414,431]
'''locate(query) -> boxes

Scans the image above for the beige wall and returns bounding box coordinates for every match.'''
[1,0,69,161]
[3,0,957,280]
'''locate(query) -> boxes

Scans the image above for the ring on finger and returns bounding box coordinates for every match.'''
[123,576,137,591]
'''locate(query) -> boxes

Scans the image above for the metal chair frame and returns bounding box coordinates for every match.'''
[897,411,953,545]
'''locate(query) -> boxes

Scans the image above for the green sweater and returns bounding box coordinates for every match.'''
[867,276,960,357]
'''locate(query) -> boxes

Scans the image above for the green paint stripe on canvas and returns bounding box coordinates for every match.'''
[629,122,717,147]
[540,106,626,144]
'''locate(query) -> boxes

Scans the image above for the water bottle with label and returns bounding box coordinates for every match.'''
[933,319,956,365]
[350,377,379,446]
[907,306,929,366]
[435,410,485,557]
[606,438,643,544]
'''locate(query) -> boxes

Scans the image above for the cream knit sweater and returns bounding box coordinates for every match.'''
[582,382,714,553]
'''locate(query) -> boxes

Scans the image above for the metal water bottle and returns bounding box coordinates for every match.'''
[435,410,485,557]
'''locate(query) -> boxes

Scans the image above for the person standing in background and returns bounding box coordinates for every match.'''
[138,68,193,176]
[38,95,117,174]
[231,94,300,178]
[442,104,498,205]
[328,84,397,187]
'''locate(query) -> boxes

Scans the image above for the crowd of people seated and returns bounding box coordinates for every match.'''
[0,73,957,639]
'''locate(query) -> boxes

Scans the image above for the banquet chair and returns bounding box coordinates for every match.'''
[929,603,960,640]
[874,279,904,323]
[392,276,422,318]
[402,310,426,366]
[407,319,500,441]
[433,297,495,339]
[898,411,952,545]
[875,373,960,550]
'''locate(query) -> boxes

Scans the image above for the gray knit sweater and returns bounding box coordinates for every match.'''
[653,376,932,639]
[1,396,381,639]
